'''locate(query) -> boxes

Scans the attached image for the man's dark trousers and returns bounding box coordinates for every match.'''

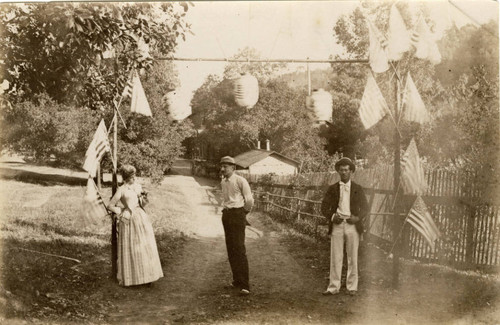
[222,207,249,290]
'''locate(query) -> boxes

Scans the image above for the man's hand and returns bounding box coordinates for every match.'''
[332,214,343,224]
[346,215,360,224]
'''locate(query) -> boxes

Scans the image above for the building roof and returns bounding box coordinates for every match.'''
[233,149,300,168]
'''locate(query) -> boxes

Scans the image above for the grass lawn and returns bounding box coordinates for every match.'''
[0,178,191,324]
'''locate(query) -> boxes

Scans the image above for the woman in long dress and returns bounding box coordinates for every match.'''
[108,164,163,286]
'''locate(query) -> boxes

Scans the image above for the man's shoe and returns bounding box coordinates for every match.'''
[322,290,339,296]
[348,290,357,296]
[239,289,250,296]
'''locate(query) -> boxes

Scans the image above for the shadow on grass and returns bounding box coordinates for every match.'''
[1,228,188,323]
[11,218,110,240]
[0,166,88,187]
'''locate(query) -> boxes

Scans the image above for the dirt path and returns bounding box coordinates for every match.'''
[106,175,328,324]
[105,175,500,325]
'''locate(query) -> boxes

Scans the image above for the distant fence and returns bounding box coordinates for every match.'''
[241,168,499,270]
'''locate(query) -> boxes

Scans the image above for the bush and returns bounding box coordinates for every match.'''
[0,94,102,168]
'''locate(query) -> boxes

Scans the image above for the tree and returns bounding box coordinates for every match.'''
[222,47,286,81]
[0,2,191,109]
[117,60,195,182]
[0,3,195,181]
[190,68,335,172]
[328,4,448,160]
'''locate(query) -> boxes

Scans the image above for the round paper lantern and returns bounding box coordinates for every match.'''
[306,88,332,122]
[233,73,259,109]
[165,91,192,121]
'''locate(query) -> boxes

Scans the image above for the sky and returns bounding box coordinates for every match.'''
[170,0,499,115]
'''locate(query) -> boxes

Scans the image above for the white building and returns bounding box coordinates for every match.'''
[233,141,299,175]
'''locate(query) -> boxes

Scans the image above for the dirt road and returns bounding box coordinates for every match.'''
[105,175,499,325]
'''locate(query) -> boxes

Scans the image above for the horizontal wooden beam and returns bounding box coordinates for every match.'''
[155,57,369,64]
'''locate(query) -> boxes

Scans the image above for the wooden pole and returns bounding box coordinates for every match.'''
[156,57,369,64]
[307,59,311,96]
[111,59,119,280]
[111,111,118,279]
[97,163,101,191]
[392,65,402,288]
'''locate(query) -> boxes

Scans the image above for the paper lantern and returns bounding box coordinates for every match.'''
[165,91,192,121]
[306,88,333,122]
[233,73,259,109]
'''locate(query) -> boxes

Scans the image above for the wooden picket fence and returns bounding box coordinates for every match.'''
[240,168,499,270]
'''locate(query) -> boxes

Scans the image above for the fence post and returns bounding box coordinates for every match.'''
[296,197,301,221]
[265,191,270,213]
[465,205,475,266]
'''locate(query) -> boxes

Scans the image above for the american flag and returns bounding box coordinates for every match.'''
[82,119,111,178]
[121,71,134,98]
[401,138,427,195]
[410,16,441,64]
[366,18,389,73]
[120,70,152,117]
[402,73,430,124]
[386,4,411,61]
[358,73,389,129]
[81,177,109,227]
[407,196,441,251]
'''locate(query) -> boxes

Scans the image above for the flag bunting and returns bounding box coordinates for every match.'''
[401,138,427,195]
[81,177,109,227]
[402,73,430,124]
[358,73,390,129]
[82,119,111,178]
[406,196,441,251]
[387,4,412,61]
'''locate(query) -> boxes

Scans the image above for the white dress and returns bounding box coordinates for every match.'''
[109,183,163,286]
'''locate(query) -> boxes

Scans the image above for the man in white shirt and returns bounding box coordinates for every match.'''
[219,156,254,295]
[320,158,369,296]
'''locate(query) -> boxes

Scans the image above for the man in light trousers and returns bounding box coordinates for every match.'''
[321,157,369,296]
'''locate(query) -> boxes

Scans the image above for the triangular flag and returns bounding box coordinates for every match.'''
[130,72,152,117]
[82,119,111,178]
[367,19,390,73]
[358,74,389,129]
[402,73,430,124]
[80,177,108,228]
[387,4,412,61]
[401,138,427,195]
[407,196,441,251]
[411,17,442,64]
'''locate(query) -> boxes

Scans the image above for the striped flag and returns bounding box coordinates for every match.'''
[411,17,441,64]
[82,119,111,178]
[123,71,152,117]
[407,196,441,251]
[401,138,427,195]
[121,77,133,98]
[387,4,412,61]
[358,73,389,129]
[366,18,389,73]
[402,73,430,124]
[81,177,109,227]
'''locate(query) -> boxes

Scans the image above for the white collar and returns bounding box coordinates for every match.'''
[340,180,351,187]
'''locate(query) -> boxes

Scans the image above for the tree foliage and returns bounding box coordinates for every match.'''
[0,3,194,181]
[189,49,335,172]
[0,2,191,110]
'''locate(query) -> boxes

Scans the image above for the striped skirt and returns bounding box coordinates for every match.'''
[117,207,164,286]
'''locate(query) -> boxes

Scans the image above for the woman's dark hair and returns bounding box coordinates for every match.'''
[120,164,136,182]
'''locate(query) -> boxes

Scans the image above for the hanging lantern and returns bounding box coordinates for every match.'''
[165,90,192,121]
[233,73,259,109]
[306,88,333,122]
